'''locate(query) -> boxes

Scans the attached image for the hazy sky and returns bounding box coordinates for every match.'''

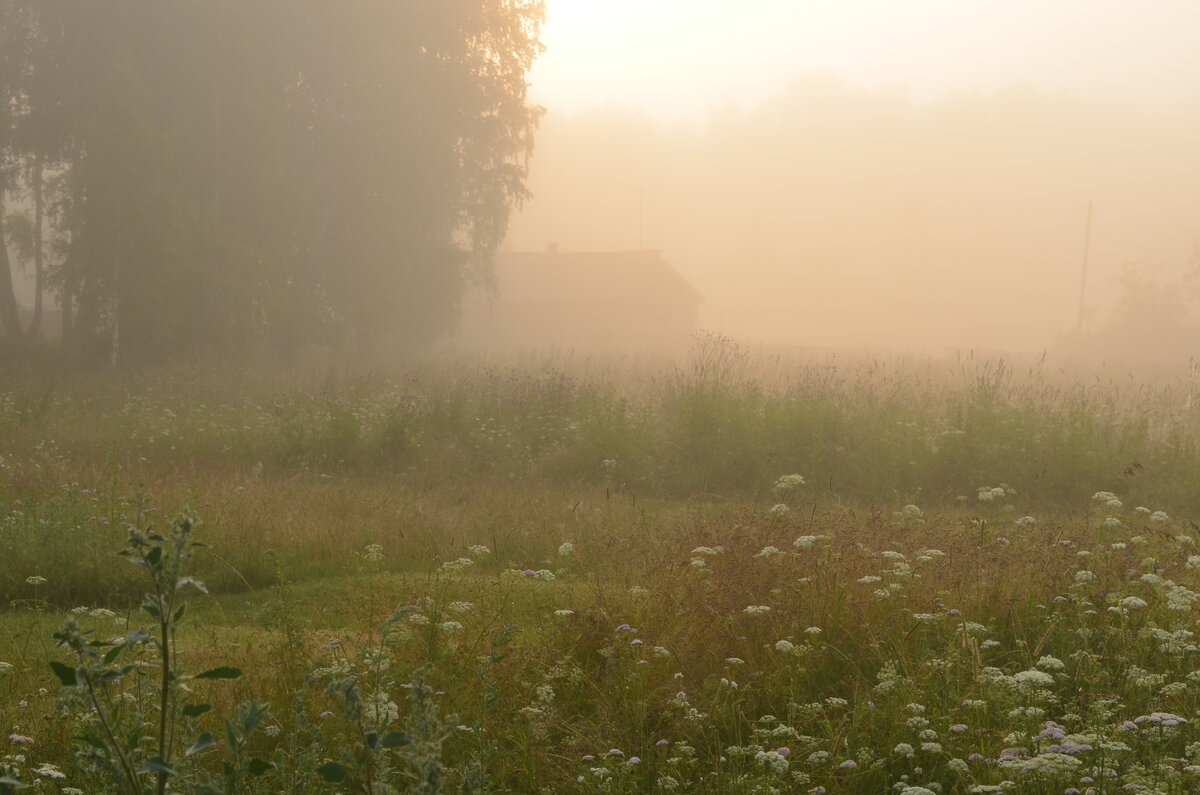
[531,1,1200,119]
[502,1,1200,353]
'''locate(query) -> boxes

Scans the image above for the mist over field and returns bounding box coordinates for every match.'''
[505,88,1200,355]
[3,2,1200,794]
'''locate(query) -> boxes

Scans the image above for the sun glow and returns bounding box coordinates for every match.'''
[532,0,1200,119]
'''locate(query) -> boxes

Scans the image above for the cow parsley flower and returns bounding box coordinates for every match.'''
[773,474,806,494]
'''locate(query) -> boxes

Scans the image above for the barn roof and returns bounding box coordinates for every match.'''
[492,250,703,305]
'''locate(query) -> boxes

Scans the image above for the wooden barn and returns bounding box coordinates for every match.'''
[458,248,702,353]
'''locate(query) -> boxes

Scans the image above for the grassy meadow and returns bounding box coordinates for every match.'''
[4,338,1200,793]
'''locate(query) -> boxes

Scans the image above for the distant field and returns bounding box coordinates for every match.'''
[3,343,1200,793]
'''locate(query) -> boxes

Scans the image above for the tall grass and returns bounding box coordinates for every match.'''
[4,342,1200,792]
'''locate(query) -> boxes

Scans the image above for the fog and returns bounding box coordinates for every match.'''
[502,81,1200,354]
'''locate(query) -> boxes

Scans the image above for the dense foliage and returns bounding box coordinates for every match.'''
[0,1,544,362]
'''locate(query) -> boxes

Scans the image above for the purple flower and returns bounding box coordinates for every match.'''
[777,747,790,756]
[615,624,632,632]
[997,747,1028,762]
[522,569,536,576]
[838,759,857,769]
[949,724,968,733]
[628,756,641,765]
[655,739,670,747]
[608,749,623,756]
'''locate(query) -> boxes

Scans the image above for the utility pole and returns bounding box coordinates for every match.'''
[637,187,644,250]
[1076,201,1093,333]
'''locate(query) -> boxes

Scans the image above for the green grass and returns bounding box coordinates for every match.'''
[4,343,1200,792]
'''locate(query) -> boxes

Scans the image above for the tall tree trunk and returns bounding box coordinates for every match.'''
[0,192,24,341]
[61,165,84,347]
[25,153,43,338]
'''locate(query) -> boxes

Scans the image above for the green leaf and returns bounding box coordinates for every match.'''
[246,758,273,776]
[182,703,212,718]
[126,629,152,644]
[138,757,174,775]
[194,666,243,680]
[364,731,378,749]
[380,731,411,748]
[49,661,76,686]
[316,762,347,783]
[176,576,208,594]
[186,732,216,757]
[173,603,187,623]
[146,547,163,566]
[102,645,125,665]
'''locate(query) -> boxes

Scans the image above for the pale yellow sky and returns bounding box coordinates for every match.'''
[531,1,1200,118]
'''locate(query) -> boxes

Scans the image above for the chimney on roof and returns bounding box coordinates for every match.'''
[546,242,559,254]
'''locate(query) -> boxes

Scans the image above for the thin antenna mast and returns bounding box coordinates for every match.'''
[1076,201,1093,333]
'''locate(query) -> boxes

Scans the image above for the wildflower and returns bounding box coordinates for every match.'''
[950,723,968,733]
[775,640,795,653]
[839,759,857,768]
[608,748,623,756]
[553,609,575,618]
[361,543,384,563]
[467,544,491,557]
[532,569,556,582]
[32,763,64,779]
[8,734,33,744]
[656,739,669,746]
[447,601,474,613]
[628,756,640,765]
[804,626,821,634]
[754,545,782,559]
[1151,511,1169,523]
[1119,596,1147,610]
[557,542,574,556]
[1134,711,1187,727]
[893,742,915,757]
[744,605,771,616]
[1035,655,1066,671]
[25,575,46,585]
[773,474,806,494]
[1011,669,1055,689]
[1102,517,1123,530]
[441,558,474,573]
[0,662,11,673]
[691,545,724,557]
[769,504,791,518]
[858,575,882,584]
[793,535,818,549]
[439,621,463,633]
[755,748,790,773]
